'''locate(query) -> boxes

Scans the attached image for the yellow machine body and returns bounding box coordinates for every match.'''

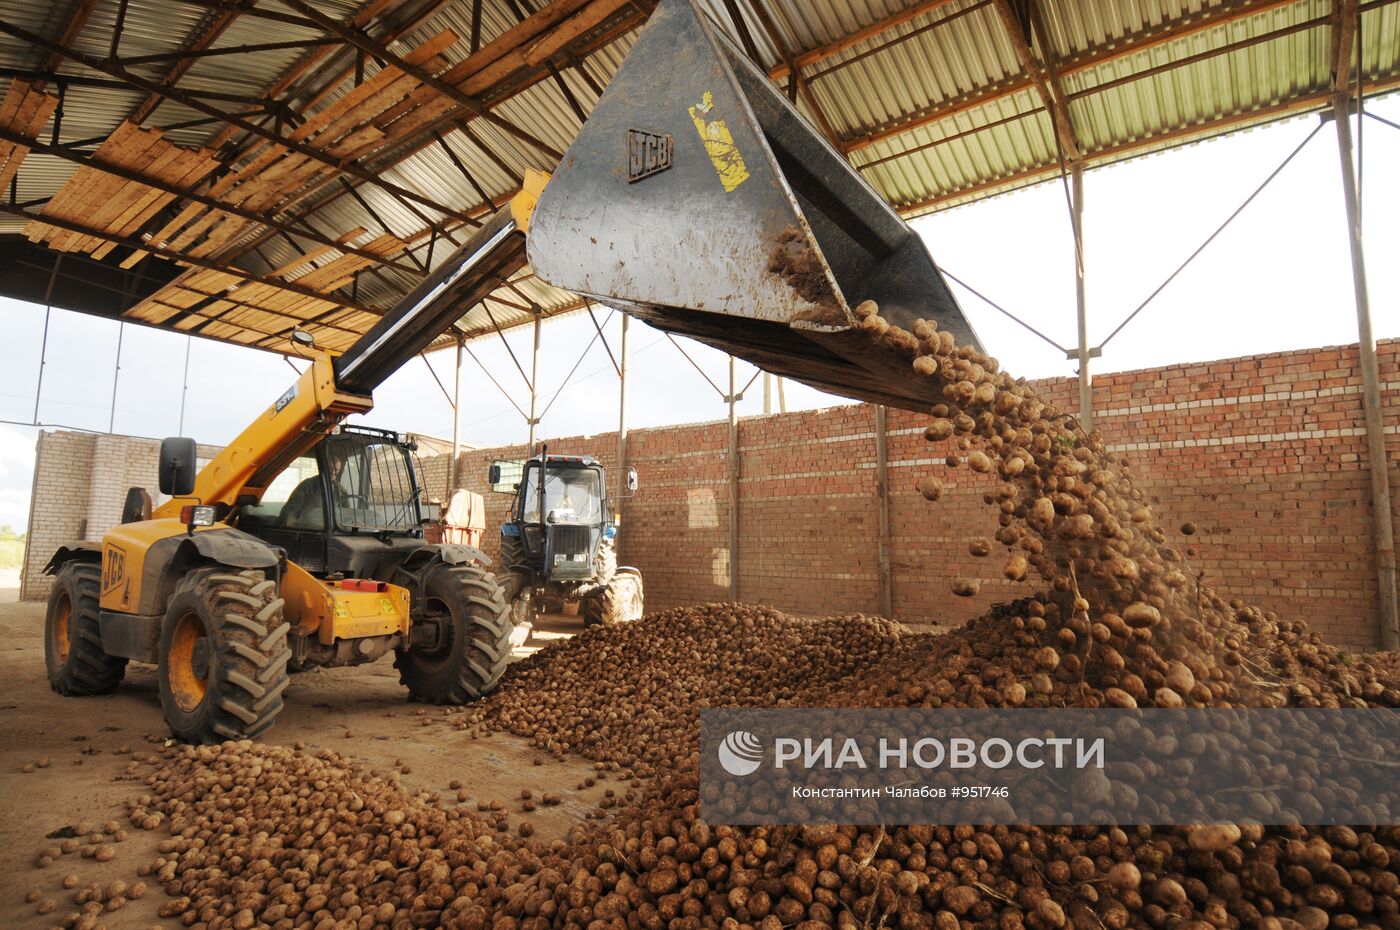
[281,561,411,644]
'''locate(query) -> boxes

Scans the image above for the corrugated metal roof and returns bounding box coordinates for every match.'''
[1,0,1396,351]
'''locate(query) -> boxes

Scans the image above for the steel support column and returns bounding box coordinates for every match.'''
[1332,97,1399,649]
[617,314,630,501]
[451,334,464,498]
[1071,162,1094,432]
[728,355,739,601]
[177,334,192,435]
[108,321,125,434]
[874,405,893,617]
[527,311,542,452]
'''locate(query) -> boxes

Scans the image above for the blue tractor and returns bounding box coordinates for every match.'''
[490,452,643,638]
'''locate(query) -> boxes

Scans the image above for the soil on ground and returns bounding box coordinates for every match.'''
[0,594,598,930]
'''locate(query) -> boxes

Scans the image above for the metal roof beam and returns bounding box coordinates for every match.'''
[166,0,320,29]
[40,0,102,79]
[205,0,425,151]
[118,37,341,66]
[0,202,385,316]
[1331,0,1359,91]
[768,0,958,82]
[0,19,478,228]
[895,74,1400,214]
[742,0,841,143]
[0,125,425,277]
[0,68,282,109]
[841,0,1307,154]
[128,9,241,124]
[274,0,565,161]
[805,0,990,83]
[990,0,1079,161]
[193,0,640,269]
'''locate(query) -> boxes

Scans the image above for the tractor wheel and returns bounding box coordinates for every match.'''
[157,568,291,744]
[581,569,644,627]
[498,534,534,648]
[395,561,512,703]
[594,536,618,583]
[508,589,535,649]
[45,561,126,695]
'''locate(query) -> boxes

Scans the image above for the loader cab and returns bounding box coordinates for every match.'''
[503,456,611,582]
[238,426,424,575]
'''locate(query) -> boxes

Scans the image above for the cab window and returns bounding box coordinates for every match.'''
[241,457,324,530]
[520,466,603,524]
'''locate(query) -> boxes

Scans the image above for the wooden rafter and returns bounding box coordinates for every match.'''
[741,0,841,144]
[202,0,651,276]
[277,0,564,160]
[0,201,383,314]
[0,123,424,277]
[0,19,476,226]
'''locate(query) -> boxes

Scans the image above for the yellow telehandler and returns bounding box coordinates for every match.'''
[42,0,979,743]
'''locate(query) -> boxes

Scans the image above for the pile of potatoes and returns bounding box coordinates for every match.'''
[110,304,1400,930]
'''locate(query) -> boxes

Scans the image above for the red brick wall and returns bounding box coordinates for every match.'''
[454,340,1399,652]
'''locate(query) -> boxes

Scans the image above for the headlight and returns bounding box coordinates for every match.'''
[180,505,217,527]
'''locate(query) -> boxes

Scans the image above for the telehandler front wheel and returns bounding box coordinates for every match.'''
[45,561,127,695]
[157,568,291,744]
[395,562,512,704]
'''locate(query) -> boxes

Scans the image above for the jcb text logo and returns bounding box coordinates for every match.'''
[103,546,126,594]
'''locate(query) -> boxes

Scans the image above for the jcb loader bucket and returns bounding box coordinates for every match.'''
[528,0,982,412]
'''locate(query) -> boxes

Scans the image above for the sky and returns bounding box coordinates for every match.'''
[1,99,1397,533]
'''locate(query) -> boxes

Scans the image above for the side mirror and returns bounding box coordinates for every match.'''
[626,467,638,492]
[488,464,502,485]
[159,437,199,497]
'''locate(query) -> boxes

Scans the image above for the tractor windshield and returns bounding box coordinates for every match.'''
[522,465,603,525]
[322,432,420,533]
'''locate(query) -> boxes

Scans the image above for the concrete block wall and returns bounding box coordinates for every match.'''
[448,340,1398,651]
[22,433,220,601]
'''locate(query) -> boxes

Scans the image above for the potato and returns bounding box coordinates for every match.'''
[108,302,1397,930]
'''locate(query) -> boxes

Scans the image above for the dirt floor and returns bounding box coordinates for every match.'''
[0,588,598,930]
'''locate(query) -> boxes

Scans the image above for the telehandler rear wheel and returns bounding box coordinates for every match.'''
[157,568,290,744]
[45,562,127,695]
[395,562,511,703]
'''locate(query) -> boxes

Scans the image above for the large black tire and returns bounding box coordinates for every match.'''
[581,569,644,627]
[157,568,290,744]
[594,536,618,583]
[498,534,534,649]
[395,561,512,703]
[45,561,126,695]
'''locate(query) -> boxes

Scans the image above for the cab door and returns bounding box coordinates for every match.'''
[236,454,330,573]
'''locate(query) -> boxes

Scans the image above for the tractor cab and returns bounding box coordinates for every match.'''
[501,455,612,583]
[237,425,428,577]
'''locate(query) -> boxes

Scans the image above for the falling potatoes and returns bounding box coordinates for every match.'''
[98,300,1400,930]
